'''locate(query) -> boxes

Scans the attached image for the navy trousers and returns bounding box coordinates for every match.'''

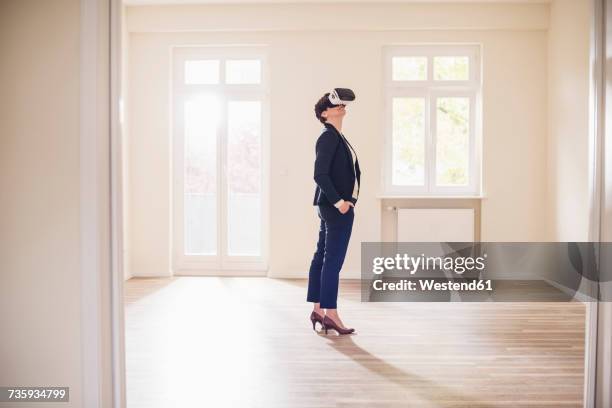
[306,204,354,309]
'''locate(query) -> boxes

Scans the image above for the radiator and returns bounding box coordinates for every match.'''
[397,208,474,242]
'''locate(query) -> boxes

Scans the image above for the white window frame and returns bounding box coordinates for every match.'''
[383,44,482,196]
[171,46,270,274]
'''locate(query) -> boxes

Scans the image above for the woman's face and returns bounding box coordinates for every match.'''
[323,104,346,121]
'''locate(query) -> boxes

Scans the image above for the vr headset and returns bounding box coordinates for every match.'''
[328,88,356,106]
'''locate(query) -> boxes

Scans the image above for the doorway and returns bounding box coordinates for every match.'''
[104,0,606,407]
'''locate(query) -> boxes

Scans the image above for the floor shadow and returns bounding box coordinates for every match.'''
[322,333,488,407]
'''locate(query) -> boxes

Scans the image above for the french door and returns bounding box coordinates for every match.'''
[172,47,268,274]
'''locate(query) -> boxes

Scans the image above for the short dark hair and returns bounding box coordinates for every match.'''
[314,93,332,124]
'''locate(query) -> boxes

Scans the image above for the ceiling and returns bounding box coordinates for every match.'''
[124,0,550,5]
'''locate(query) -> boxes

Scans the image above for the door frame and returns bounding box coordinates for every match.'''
[585,1,604,406]
[81,0,605,406]
[595,1,612,406]
[79,0,126,407]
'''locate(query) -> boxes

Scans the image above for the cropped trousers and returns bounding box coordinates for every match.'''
[306,204,354,309]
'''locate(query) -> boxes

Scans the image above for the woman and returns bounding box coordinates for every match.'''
[306,89,361,335]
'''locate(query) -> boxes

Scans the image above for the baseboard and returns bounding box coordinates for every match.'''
[174,269,267,277]
[129,272,173,278]
[545,278,598,303]
[128,269,362,279]
[267,269,361,280]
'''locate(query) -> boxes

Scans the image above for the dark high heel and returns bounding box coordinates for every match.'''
[310,311,325,331]
[322,315,355,335]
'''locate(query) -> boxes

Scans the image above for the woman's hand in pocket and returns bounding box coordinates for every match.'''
[338,201,354,214]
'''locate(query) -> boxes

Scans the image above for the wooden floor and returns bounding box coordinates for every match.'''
[124,277,586,408]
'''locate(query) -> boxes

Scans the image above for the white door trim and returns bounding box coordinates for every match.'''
[110,0,128,406]
[80,0,126,407]
[586,1,604,407]
[595,1,612,406]
[80,0,104,406]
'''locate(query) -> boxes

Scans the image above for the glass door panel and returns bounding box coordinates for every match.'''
[183,94,220,255]
[226,100,262,256]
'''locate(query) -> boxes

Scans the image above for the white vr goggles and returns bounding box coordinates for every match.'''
[328,88,356,106]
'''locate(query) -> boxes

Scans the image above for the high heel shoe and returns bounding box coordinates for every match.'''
[309,311,325,331]
[322,315,355,335]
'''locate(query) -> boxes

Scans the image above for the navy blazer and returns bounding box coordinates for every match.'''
[312,123,361,207]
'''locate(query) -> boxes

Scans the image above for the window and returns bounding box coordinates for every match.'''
[384,45,481,196]
[172,47,268,273]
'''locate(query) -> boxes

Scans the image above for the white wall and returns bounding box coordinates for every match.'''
[479,30,549,241]
[126,2,554,278]
[0,0,83,405]
[1,1,116,406]
[547,0,591,241]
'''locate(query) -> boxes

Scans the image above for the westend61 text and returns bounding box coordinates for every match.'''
[372,279,493,292]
